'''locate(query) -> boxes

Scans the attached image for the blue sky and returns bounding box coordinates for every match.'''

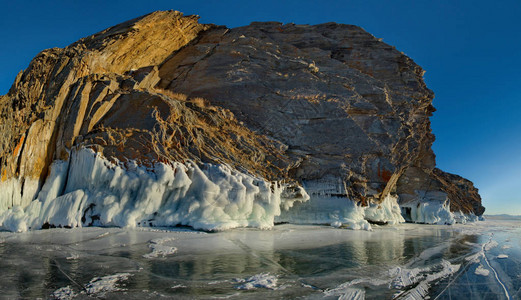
[1,0,519,214]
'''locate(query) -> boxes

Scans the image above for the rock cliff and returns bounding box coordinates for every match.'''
[0,11,484,231]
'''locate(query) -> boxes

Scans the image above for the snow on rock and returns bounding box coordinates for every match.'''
[475,265,490,276]
[234,273,278,290]
[497,254,508,259]
[143,237,177,258]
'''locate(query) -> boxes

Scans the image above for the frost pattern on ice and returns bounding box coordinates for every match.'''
[0,148,308,232]
[390,260,460,299]
[324,278,386,299]
[234,273,278,290]
[324,287,365,300]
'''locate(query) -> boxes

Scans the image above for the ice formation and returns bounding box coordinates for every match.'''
[400,199,455,225]
[276,179,405,230]
[0,148,309,232]
[0,147,481,233]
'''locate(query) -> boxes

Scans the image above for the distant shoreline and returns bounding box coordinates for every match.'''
[484,214,521,220]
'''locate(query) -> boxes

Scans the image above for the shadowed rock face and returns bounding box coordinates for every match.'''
[0,10,483,215]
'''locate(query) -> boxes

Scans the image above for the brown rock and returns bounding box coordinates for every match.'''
[0,10,483,219]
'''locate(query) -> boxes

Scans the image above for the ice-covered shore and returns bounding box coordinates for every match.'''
[0,148,479,232]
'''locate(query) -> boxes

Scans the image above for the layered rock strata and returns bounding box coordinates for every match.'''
[0,11,484,231]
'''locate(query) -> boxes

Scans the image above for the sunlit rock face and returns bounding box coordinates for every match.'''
[0,10,483,231]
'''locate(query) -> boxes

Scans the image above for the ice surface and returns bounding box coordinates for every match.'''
[0,220,520,299]
[391,260,461,299]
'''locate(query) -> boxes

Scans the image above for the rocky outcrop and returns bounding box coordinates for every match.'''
[0,11,483,231]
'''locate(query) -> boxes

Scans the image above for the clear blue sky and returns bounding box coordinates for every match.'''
[1,0,519,214]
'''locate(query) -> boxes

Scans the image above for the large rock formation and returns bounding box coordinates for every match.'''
[0,11,484,232]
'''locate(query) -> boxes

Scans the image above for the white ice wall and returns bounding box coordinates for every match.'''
[0,148,309,232]
[276,179,405,230]
[0,148,481,233]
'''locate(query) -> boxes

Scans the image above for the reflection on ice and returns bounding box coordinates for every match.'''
[0,219,520,299]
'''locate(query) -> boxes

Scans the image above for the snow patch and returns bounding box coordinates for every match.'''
[466,251,484,263]
[52,286,76,300]
[497,254,508,259]
[84,273,132,295]
[234,273,278,290]
[475,265,490,276]
[484,240,498,251]
[66,254,79,260]
[143,237,177,258]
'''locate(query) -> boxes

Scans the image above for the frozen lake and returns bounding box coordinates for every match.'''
[0,218,519,299]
